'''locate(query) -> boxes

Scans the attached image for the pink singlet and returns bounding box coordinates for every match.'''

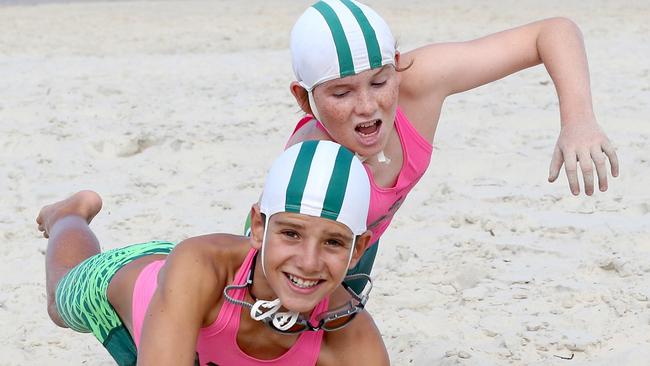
[131,248,328,366]
[290,106,433,243]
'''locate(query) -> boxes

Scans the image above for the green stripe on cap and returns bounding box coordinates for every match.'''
[321,146,354,221]
[312,1,355,77]
[340,0,382,69]
[285,141,318,212]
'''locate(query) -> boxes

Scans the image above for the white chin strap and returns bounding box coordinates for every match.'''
[347,236,357,269]
[356,150,390,165]
[255,215,300,331]
[307,89,322,122]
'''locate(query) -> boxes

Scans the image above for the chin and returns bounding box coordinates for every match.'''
[280,298,319,314]
[358,144,386,159]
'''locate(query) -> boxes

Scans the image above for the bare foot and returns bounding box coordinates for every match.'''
[36,190,103,238]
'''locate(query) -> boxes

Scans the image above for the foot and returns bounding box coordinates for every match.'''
[36,190,103,238]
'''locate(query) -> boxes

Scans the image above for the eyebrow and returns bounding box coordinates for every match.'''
[372,65,390,77]
[274,219,353,242]
[326,65,390,89]
[274,219,306,230]
[325,231,353,242]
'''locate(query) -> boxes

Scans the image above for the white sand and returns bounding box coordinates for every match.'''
[1,0,648,365]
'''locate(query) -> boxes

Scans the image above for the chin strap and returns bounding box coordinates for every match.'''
[256,218,301,331]
[307,90,321,122]
[356,151,391,165]
[376,150,391,164]
[250,298,300,331]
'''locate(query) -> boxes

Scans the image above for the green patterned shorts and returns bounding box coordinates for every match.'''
[55,240,175,366]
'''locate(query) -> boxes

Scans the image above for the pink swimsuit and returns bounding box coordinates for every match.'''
[131,249,328,365]
[291,106,433,243]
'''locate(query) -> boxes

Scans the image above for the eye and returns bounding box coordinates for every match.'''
[281,230,300,239]
[371,80,387,87]
[325,239,345,247]
[333,91,349,98]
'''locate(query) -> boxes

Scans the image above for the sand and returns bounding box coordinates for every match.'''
[1,0,648,365]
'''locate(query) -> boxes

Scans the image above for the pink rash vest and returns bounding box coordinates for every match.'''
[131,248,328,365]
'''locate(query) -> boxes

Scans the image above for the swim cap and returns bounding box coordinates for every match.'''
[291,0,396,92]
[260,140,370,236]
[254,141,370,328]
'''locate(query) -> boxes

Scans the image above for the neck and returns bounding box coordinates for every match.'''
[250,254,277,301]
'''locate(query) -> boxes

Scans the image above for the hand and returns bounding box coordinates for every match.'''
[548,120,619,196]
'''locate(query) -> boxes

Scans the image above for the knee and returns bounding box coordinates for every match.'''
[47,301,68,328]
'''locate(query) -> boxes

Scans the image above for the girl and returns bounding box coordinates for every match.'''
[284,0,619,282]
[38,141,389,366]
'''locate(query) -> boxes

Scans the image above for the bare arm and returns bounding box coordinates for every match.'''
[401,17,618,195]
[319,310,389,366]
[137,239,219,366]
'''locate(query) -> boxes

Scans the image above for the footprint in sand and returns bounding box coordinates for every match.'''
[91,136,160,158]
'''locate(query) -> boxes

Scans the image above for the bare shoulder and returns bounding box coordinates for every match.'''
[160,234,251,326]
[285,118,332,148]
[399,44,453,99]
[318,309,389,366]
[169,233,250,281]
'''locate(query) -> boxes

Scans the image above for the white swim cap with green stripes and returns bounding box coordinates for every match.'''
[253,140,370,330]
[291,0,396,92]
[260,140,370,236]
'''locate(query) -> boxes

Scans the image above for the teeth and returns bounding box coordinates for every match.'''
[288,274,319,289]
[358,120,377,128]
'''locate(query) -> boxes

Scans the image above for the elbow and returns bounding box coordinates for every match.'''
[535,17,585,60]
[543,17,583,38]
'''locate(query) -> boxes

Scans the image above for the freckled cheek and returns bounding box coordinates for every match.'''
[321,99,355,127]
[377,85,399,110]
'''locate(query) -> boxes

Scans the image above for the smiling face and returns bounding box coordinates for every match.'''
[250,209,369,314]
[313,65,400,158]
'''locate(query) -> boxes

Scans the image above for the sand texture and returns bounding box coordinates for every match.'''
[1,0,649,365]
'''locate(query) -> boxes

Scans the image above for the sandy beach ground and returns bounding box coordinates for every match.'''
[1,1,648,365]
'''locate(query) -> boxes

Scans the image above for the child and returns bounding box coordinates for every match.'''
[283,0,620,285]
[38,140,389,366]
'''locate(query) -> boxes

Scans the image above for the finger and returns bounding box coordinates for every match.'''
[591,147,608,192]
[563,150,580,195]
[578,151,595,196]
[602,142,619,177]
[548,145,563,182]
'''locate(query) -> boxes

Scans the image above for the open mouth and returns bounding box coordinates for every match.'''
[285,273,323,289]
[355,119,382,137]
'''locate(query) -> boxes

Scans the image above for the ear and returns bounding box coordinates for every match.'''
[290,81,313,115]
[348,231,372,269]
[394,51,403,82]
[249,203,265,250]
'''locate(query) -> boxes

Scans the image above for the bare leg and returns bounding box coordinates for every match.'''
[36,190,103,327]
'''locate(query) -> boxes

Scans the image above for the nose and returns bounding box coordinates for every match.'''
[296,242,322,274]
[354,88,377,116]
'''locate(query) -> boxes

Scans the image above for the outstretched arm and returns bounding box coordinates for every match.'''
[137,239,219,366]
[402,17,618,195]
